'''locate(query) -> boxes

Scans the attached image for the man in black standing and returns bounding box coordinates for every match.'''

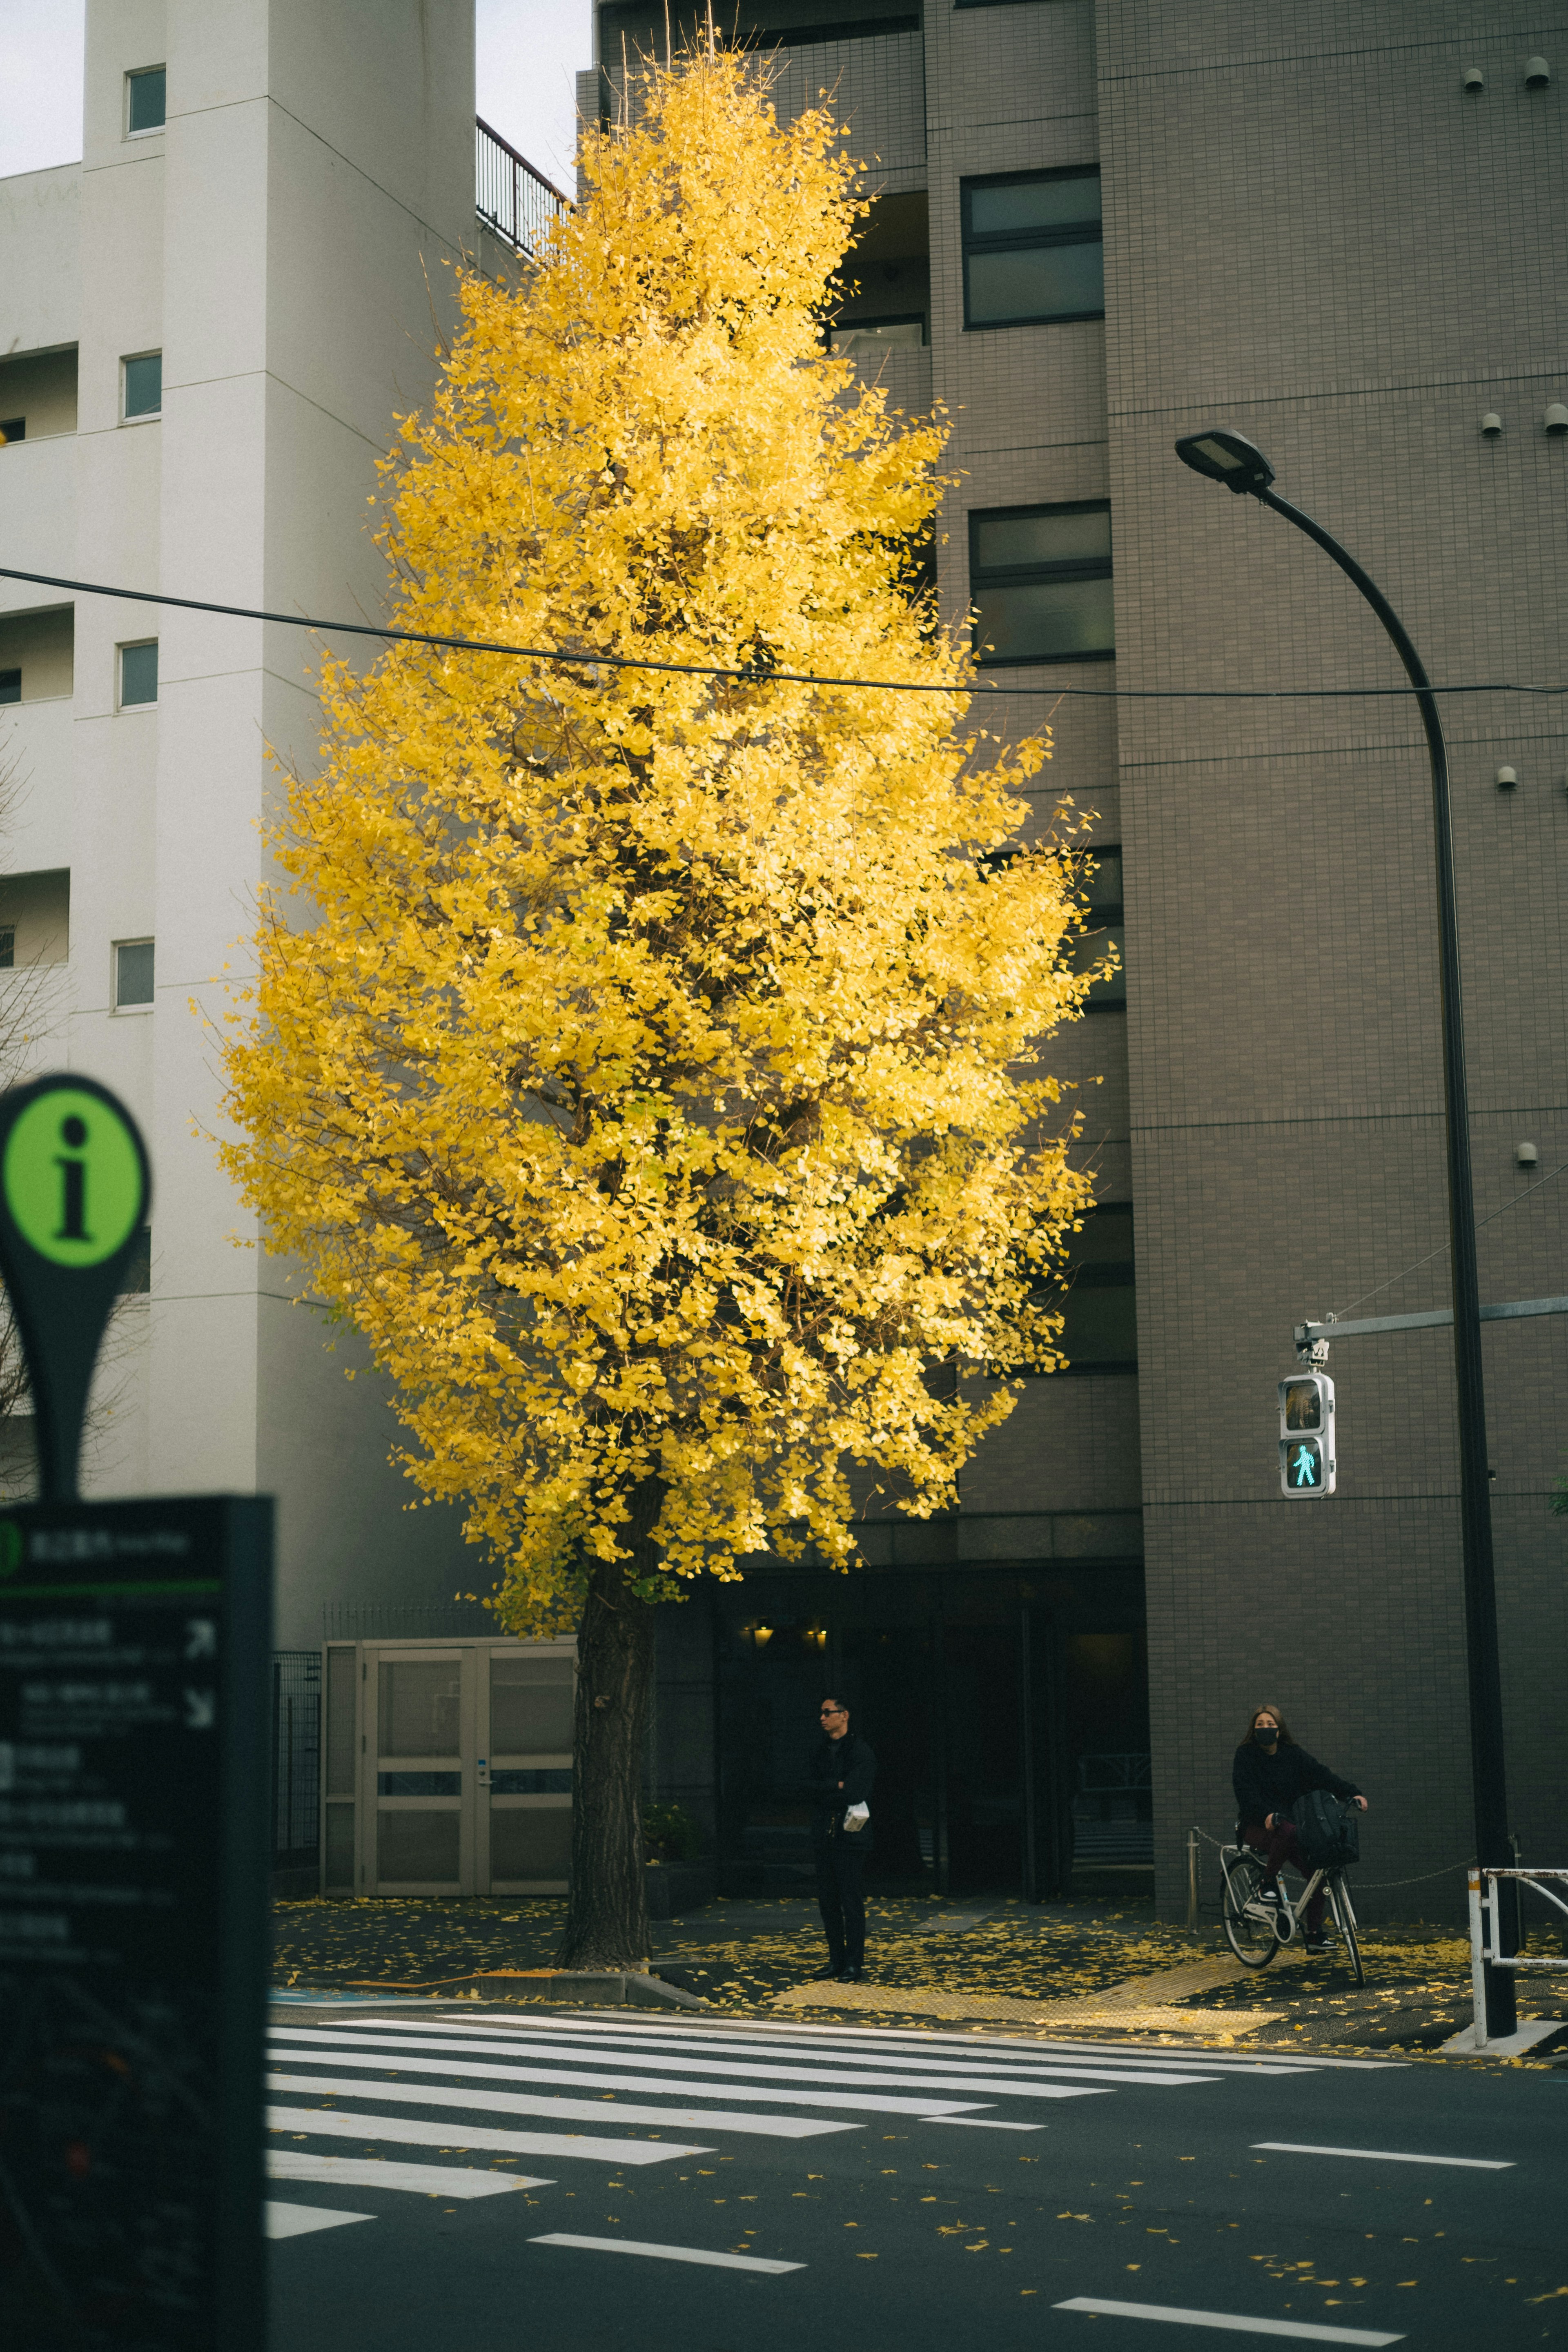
[808,1696,876,1983]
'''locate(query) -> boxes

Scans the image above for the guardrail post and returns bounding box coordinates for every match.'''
[1187,1828,1200,1932]
[1468,1866,1490,2051]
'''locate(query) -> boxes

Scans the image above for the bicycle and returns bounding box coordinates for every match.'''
[1219,1831,1365,1987]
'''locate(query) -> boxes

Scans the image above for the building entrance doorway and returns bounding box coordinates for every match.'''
[320,1637,575,1897]
[711,1569,1148,1901]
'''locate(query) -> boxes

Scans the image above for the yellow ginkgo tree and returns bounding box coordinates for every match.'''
[218,48,1103,1967]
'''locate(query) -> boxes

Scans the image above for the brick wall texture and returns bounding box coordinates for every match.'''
[592,0,1567,1918]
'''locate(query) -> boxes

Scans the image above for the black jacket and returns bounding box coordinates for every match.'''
[1233,1740,1361,1831]
[807,1731,876,1849]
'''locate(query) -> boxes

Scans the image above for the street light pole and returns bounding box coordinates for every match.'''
[1174,429,1517,2036]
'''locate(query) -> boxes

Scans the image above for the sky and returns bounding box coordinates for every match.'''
[0,0,591,190]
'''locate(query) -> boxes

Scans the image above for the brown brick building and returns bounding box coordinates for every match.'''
[580,1,1568,1920]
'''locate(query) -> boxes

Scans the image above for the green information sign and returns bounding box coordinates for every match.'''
[2,1083,146,1267]
[0,1073,151,1501]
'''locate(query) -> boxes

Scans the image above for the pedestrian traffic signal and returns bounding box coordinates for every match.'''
[1278,1372,1335,1496]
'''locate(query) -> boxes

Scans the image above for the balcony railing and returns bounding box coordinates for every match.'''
[476,116,571,261]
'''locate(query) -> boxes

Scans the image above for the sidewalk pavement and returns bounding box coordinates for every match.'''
[273,1891,1567,2060]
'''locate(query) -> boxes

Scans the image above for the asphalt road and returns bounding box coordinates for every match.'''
[267,1998,1567,2350]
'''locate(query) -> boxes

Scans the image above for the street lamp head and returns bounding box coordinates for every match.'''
[1174,428,1276,494]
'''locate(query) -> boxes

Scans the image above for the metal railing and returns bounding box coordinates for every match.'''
[271,1651,321,1871]
[1468,1866,1568,2049]
[475,117,571,262]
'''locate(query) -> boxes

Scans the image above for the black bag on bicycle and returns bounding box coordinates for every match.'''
[1291,1788,1359,1869]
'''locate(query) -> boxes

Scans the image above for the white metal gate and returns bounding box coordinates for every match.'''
[320,1637,575,1896]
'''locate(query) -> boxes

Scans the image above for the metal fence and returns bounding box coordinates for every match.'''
[271,1651,321,1869]
[475,116,571,262]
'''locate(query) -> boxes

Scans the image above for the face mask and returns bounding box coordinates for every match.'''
[1254,1725,1278,1745]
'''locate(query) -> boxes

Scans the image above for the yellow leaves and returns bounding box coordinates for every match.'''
[217,47,1094,1625]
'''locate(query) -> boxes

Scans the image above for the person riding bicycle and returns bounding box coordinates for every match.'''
[1233,1703,1368,1955]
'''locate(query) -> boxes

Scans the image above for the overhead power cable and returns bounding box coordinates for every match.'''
[3,564,1566,702]
[1327,1152,1568,1324]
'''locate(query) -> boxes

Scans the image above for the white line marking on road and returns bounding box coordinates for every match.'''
[266,2070,860,2138]
[267,2151,550,2196]
[530,2232,803,2275]
[504,2015,1401,2072]
[265,2201,374,2240]
[266,2105,709,2166]
[330,2017,1221,2087]
[1253,2141,1515,2171]
[922,2116,1044,2132]
[265,2041,972,2118]
[1054,2296,1403,2344]
[266,2029,1127,2098]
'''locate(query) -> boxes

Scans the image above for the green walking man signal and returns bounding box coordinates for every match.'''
[1278,1371,1336,1497]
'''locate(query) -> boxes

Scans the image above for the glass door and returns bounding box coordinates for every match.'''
[367,1647,475,1894]
[479,1642,575,1893]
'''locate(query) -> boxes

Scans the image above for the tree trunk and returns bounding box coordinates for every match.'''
[556,1477,661,1969]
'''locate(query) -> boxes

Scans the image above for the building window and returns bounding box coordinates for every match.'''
[118,1225,152,1294]
[0,418,23,446]
[1075,843,1125,1008]
[969,501,1113,665]
[1056,1203,1137,1373]
[126,67,167,135]
[114,940,155,1009]
[961,167,1103,328]
[828,316,926,355]
[122,353,162,421]
[119,641,158,708]
[0,669,19,706]
[0,928,13,970]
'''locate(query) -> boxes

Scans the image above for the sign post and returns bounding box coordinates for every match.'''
[0,1076,270,2351]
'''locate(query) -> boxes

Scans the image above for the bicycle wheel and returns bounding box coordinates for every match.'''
[1221,1849,1278,1969]
[1330,1875,1365,1987]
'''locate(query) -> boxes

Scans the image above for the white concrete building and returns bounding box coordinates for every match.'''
[0,1,553,1647]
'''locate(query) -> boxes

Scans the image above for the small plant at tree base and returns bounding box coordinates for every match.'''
[218,48,1101,1970]
[643,1802,704,1865]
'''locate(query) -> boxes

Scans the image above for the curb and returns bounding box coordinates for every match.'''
[339,1968,709,2009]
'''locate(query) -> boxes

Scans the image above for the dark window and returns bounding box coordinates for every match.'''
[1055,1202,1136,1373]
[377,1772,462,1797]
[120,641,158,707]
[119,1225,151,1294]
[970,501,1113,665]
[0,928,13,969]
[122,353,162,420]
[962,167,1102,328]
[0,670,19,706]
[1074,842,1125,1008]
[828,315,925,354]
[127,66,166,134]
[115,940,154,1008]
[0,419,23,445]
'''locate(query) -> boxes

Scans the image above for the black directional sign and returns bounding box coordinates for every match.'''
[0,1495,271,2351]
[0,1078,272,2350]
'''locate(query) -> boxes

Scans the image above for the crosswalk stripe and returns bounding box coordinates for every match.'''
[503,2015,1370,2074]
[1053,2296,1402,2345]
[337,2018,1218,2091]
[924,2117,1044,2132]
[1252,2142,1514,2171]
[266,2105,709,2165]
[267,2070,859,2139]
[267,2038,984,2118]
[266,2202,373,2240]
[267,2029,1110,2102]
[530,2233,803,2276]
[267,2151,549,2196]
